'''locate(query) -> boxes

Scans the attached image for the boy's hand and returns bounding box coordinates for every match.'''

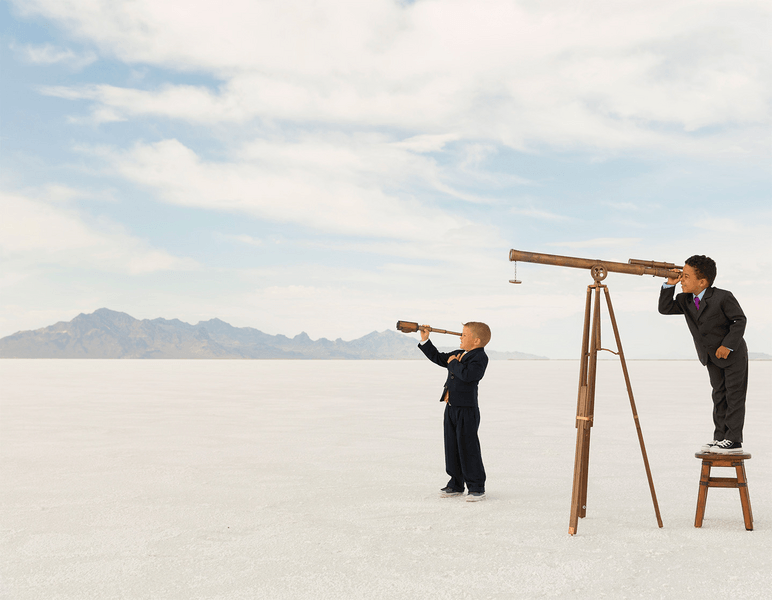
[666,269,682,285]
[447,355,459,364]
[419,325,430,342]
[716,346,731,359]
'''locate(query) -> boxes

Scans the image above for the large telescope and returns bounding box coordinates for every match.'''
[506,248,670,534]
[508,249,681,282]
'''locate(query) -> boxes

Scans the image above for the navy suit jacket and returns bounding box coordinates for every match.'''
[418,339,488,407]
[658,285,747,366]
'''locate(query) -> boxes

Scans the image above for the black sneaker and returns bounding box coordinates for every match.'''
[466,491,486,502]
[711,439,743,454]
[440,486,464,498]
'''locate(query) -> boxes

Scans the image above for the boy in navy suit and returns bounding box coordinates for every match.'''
[658,255,748,454]
[418,322,490,501]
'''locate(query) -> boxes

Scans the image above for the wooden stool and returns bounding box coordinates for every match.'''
[694,452,753,530]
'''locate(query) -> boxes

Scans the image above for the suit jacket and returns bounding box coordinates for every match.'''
[418,339,488,407]
[658,285,747,366]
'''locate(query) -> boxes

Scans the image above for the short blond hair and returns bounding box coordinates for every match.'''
[464,322,491,347]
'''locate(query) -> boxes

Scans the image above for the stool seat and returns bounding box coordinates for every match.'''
[694,452,753,530]
[694,451,751,461]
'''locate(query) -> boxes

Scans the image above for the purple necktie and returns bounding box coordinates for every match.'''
[694,297,700,310]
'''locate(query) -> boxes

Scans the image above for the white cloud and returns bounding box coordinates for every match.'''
[391,134,461,154]
[24,0,770,154]
[4,0,771,355]
[218,233,263,247]
[547,238,644,249]
[100,135,491,243]
[34,183,99,204]
[42,83,248,123]
[695,218,742,233]
[508,205,569,221]
[11,42,96,69]
[0,191,195,275]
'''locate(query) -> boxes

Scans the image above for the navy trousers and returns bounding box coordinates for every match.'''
[706,351,748,443]
[444,404,486,493]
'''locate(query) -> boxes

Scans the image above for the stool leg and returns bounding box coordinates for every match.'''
[735,462,753,531]
[695,460,711,528]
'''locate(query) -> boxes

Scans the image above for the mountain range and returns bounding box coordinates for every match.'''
[0,309,547,360]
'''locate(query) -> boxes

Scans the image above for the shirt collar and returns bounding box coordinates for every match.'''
[695,288,707,301]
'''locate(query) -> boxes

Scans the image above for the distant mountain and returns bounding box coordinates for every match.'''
[0,309,548,360]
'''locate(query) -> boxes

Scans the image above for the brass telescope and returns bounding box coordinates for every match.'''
[509,249,682,282]
[396,321,461,336]
[507,248,672,534]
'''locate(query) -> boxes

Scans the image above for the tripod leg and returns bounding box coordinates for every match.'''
[569,284,599,535]
[575,285,593,413]
[579,285,601,515]
[603,287,663,528]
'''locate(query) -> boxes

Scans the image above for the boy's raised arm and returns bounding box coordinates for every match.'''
[658,282,683,315]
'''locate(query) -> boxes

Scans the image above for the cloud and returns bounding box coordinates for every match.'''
[10,42,96,69]
[32,183,103,204]
[508,205,569,221]
[216,233,263,247]
[23,0,770,155]
[695,218,742,234]
[0,191,196,275]
[99,135,492,243]
[546,238,643,249]
[5,0,771,355]
[41,83,247,123]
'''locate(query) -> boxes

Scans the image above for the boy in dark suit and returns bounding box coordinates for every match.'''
[658,255,748,454]
[418,322,490,501]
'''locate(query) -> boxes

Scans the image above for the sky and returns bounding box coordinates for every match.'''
[1,0,770,358]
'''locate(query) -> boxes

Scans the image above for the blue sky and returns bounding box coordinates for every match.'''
[1,0,770,358]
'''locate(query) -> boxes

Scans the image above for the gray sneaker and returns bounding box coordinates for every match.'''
[700,440,720,452]
[440,486,464,498]
[466,491,486,502]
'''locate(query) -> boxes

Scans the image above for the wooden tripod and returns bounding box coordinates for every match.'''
[568,277,664,535]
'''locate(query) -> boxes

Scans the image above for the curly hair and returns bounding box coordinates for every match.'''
[685,255,717,287]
